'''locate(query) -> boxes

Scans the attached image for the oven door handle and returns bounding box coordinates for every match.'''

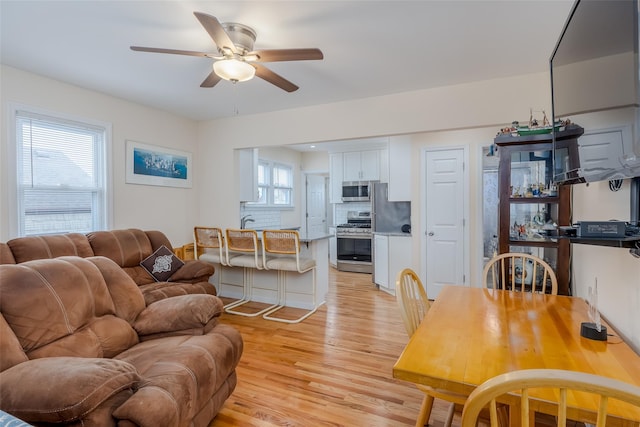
[337,234,372,239]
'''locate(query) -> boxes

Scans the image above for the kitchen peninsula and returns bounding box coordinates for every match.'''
[213,230,331,314]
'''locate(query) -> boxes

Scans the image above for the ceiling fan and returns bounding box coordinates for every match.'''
[130,12,323,92]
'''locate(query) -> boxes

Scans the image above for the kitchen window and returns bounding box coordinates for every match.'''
[12,107,110,236]
[254,160,293,207]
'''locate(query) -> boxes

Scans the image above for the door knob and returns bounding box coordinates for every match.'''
[428,231,435,236]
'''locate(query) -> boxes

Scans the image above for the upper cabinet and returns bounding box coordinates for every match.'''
[237,148,259,202]
[328,136,413,203]
[387,136,412,201]
[343,150,381,181]
[329,153,344,204]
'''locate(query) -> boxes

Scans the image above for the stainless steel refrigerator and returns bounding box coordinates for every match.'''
[371,182,411,233]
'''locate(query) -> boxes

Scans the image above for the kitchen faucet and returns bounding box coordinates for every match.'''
[240,215,254,229]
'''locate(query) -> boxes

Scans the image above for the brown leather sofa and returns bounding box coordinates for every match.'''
[0,255,243,427]
[1,229,216,305]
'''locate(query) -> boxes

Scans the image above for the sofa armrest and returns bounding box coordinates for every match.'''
[0,357,140,424]
[169,259,214,283]
[133,294,223,337]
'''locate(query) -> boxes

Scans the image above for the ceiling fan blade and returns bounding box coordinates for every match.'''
[193,12,237,54]
[200,70,222,88]
[250,48,324,63]
[130,46,211,57]
[254,64,299,92]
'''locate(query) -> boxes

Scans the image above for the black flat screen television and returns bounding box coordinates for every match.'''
[551,0,640,184]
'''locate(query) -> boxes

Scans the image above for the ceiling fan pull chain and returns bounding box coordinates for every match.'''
[233,83,240,116]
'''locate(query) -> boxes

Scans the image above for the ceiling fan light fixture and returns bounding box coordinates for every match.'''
[213,59,255,82]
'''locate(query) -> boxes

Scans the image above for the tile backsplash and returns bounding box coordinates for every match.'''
[240,201,372,230]
[239,205,281,230]
[334,201,371,225]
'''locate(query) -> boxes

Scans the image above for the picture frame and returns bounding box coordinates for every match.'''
[125,140,192,188]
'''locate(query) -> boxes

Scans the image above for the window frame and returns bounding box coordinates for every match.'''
[251,159,294,208]
[8,103,113,237]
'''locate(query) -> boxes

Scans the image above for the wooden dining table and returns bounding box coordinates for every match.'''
[392,285,640,426]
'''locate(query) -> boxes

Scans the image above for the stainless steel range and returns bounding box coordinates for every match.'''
[336,211,372,274]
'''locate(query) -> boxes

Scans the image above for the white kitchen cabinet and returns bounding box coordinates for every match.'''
[360,150,380,180]
[237,148,259,202]
[379,147,389,183]
[343,151,362,181]
[329,227,337,267]
[343,150,380,181]
[374,234,412,295]
[329,153,344,203]
[387,136,412,201]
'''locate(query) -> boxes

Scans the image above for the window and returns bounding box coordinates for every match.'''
[14,109,109,236]
[254,160,293,206]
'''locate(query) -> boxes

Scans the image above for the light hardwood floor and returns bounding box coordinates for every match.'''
[211,267,459,427]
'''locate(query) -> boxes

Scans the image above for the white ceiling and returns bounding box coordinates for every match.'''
[0,1,574,122]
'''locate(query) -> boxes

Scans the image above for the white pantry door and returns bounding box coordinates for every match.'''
[425,149,466,299]
[306,174,327,234]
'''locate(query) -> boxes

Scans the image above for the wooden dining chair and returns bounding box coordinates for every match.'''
[261,230,317,323]
[461,369,640,427]
[396,268,468,427]
[482,252,558,295]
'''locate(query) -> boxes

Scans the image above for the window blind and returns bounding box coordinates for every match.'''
[16,110,107,236]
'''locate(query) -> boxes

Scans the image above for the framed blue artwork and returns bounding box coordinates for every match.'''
[125,140,192,188]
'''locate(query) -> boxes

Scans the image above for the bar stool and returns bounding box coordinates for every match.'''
[224,229,279,316]
[193,226,227,265]
[194,226,240,308]
[261,230,317,323]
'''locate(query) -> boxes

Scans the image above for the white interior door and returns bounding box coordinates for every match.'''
[306,174,327,234]
[425,148,466,299]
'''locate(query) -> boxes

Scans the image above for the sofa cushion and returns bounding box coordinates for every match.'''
[133,294,223,338]
[0,243,15,264]
[167,259,215,283]
[85,256,146,323]
[139,281,218,305]
[145,230,174,252]
[6,233,94,263]
[140,245,184,282]
[0,314,28,372]
[85,229,215,292]
[114,324,243,427]
[0,357,140,424]
[0,258,138,358]
[87,229,153,268]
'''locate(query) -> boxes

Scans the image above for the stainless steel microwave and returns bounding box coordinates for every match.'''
[342,181,371,202]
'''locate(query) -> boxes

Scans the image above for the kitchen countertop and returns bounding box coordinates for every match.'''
[373,232,412,237]
[247,229,332,242]
[298,231,333,242]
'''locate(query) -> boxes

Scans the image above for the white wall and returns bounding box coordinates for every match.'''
[301,151,329,173]
[0,65,199,245]
[197,71,552,226]
[198,72,553,271]
[567,107,640,350]
[197,70,640,350]
[411,126,500,289]
[2,64,638,350]
[572,175,640,350]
